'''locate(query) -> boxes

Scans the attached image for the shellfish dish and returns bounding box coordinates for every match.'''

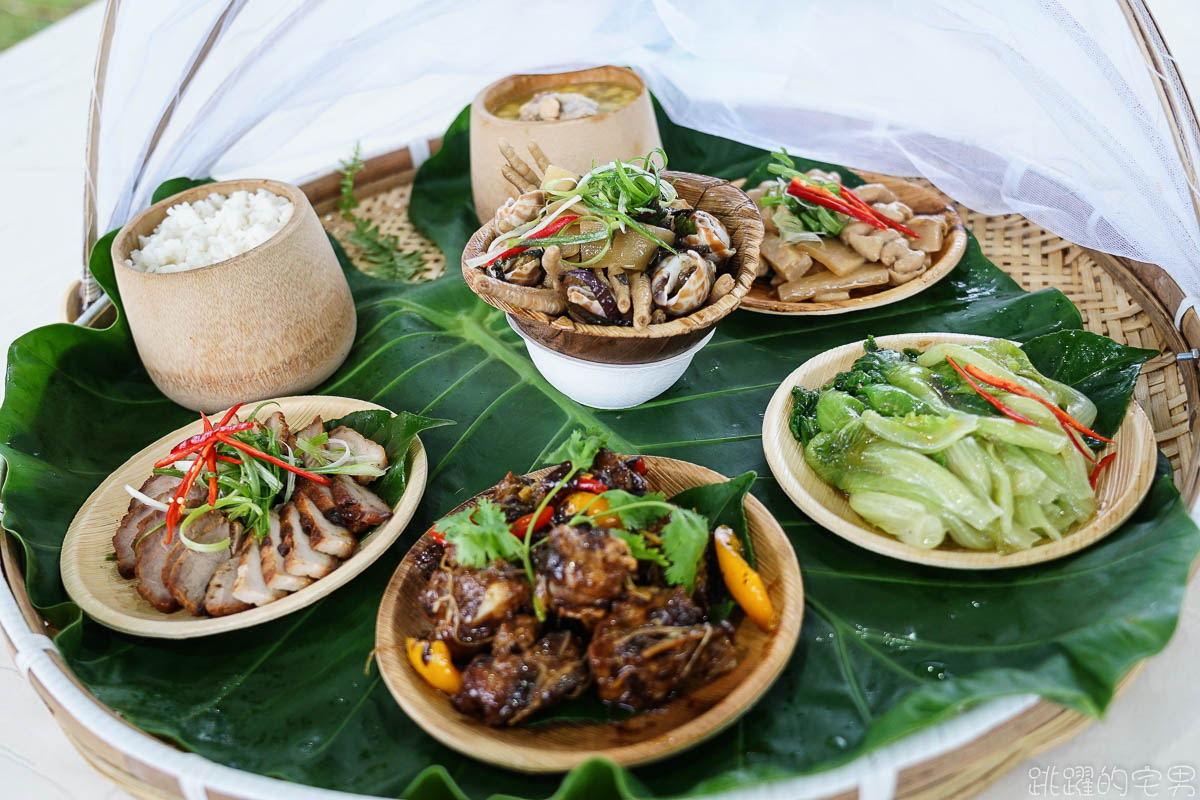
[465,141,739,328]
[405,430,778,725]
[112,402,395,617]
[746,150,949,303]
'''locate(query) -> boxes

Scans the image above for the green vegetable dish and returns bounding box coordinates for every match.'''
[791,336,1122,552]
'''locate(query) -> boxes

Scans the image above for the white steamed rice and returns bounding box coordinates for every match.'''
[127,188,294,273]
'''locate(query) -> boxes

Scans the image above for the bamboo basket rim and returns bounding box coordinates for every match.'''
[461,170,763,340]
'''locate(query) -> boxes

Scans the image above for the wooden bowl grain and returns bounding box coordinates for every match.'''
[111,179,356,413]
[469,65,662,222]
[462,171,765,364]
[761,333,1157,569]
[60,395,426,639]
[374,456,804,773]
[740,174,968,315]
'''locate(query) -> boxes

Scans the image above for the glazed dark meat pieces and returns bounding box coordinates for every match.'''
[587,448,648,496]
[588,587,738,709]
[452,615,591,726]
[535,525,637,624]
[420,561,531,655]
[490,471,547,522]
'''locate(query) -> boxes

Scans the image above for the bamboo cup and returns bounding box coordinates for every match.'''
[111,179,355,412]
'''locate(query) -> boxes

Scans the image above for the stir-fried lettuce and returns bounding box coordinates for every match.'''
[791,337,1102,552]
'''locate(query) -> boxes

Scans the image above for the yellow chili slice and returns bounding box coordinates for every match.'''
[714,525,777,632]
[405,638,462,694]
[560,491,623,529]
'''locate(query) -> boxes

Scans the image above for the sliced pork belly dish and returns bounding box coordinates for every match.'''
[166,515,236,615]
[328,426,388,483]
[111,405,402,619]
[205,555,253,617]
[134,527,180,613]
[113,475,204,578]
[233,533,285,606]
[281,502,339,579]
[294,492,356,558]
[261,509,314,593]
[330,475,392,532]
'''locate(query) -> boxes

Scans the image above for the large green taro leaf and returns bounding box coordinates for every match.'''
[0,107,1196,800]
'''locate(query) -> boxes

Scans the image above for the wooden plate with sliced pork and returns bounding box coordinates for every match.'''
[60,395,434,639]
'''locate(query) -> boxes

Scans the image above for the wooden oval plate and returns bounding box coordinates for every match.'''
[739,174,968,316]
[374,456,804,773]
[762,333,1157,569]
[60,395,427,639]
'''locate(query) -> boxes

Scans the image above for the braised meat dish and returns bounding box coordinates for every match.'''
[407,433,777,726]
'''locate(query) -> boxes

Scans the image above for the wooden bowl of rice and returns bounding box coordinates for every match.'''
[111,178,355,412]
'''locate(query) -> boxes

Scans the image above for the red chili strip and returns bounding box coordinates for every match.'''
[166,446,210,543]
[945,356,1037,425]
[1062,422,1098,464]
[1090,452,1118,489]
[837,184,920,238]
[216,454,242,464]
[426,526,446,546]
[574,476,610,494]
[217,402,245,428]
[158,421,257,466]
[960,363,1113,443]
[787,181,882,229]
[215,434,331,485]
[201,413,219,506]
[484,214,581,268]
[630,456,648,475]
[511,505,554,539]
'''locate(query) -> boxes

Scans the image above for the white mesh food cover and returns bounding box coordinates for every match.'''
[92,0,1200,301]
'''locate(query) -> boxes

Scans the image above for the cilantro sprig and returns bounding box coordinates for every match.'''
[566,490,711,593]
[439,498,524,567]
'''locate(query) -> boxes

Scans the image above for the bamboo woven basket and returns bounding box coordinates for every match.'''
[3,136,1194,800]
[4,3,1199,798]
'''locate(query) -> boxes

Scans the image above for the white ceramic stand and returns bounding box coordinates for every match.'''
[507,315,715,409]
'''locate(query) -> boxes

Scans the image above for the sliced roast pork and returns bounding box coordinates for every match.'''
[135,527,180,613]
[330,475,392,532]
[113,475,204,578]
[294,493,356,558]
[233,534,286,606]
[297,477,341,519]
[261,410,291,446]
[261,509,313,592]
[165,514,235,615]
[328,426,388,483]
[204,555,252,617]
[281,503,338,578]
[294,416,324,468]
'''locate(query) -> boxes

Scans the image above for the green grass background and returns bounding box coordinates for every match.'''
[0,0,90,51]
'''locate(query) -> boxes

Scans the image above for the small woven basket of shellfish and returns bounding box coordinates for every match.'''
[462,148,764,365]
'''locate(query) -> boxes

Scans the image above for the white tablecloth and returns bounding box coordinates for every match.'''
[2,3,1198,798]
